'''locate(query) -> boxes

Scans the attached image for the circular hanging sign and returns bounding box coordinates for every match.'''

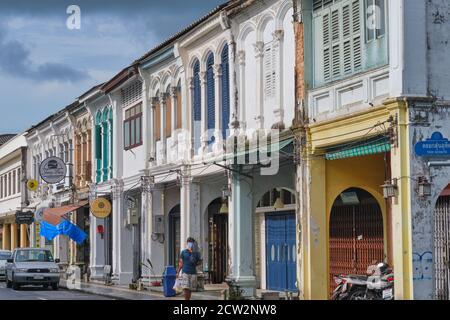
[27,179,39,192]
[91,198,112,219]
[39,157,67,184]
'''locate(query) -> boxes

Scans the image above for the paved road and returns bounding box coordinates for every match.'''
[0,281,113,300]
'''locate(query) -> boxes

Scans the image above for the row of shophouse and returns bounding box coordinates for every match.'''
[1,0,450,300]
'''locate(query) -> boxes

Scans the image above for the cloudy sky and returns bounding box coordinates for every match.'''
[0,0,224,134]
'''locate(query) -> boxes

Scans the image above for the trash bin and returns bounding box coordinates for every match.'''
[162,266,177,297]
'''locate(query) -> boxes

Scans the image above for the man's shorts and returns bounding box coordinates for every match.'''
[181,273,198,291]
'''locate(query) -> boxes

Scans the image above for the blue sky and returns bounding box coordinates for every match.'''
[0,0,224,134]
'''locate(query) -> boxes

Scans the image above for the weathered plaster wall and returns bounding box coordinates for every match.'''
[409,102,450,299]
[427,0,450,100]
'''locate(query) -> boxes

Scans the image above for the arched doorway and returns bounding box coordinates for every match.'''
[434,184,450,300]
[207,198,228,284]
[168,205,180,267]
[329,188,384,294]
[256,188,297,292]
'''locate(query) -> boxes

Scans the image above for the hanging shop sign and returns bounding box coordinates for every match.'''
[26,179,39,192]
[39,157,67,184]
[91,198,112,219]
[35,207,45,223]
[415,132,450,157]
[15,211,35,225]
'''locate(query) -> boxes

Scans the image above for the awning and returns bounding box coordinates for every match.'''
[43,201,88,226]
[205,137,294,164]
[325,137,391,161]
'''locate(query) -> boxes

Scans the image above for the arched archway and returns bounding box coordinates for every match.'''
[434,183,450,300]
[329,187,384,294]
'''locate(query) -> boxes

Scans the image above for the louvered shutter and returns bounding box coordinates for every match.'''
[193,62,201,122]
[207,54,215,131]
[352,0,362,71]
[315,0,363,85]
[322,12,331,82]
[221,45,230,139]
[264,44,274,99]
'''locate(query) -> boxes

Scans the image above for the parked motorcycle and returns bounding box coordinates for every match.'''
[331,262,394,300]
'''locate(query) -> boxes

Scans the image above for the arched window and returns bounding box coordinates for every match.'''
[192,60,201,152]
[206,53,215,145]
[221,44,230,139]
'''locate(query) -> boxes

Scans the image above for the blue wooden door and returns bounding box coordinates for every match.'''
[266,212,297,292]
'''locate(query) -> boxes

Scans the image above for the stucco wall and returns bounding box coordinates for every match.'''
[408,102,450,299]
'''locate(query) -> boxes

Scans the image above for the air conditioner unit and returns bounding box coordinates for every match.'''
[153,215,164,234]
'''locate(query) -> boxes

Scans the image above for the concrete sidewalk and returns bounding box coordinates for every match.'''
[60,279,226,300]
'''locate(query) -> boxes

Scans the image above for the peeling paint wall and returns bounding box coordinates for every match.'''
[427,0,450,99]
[409,102,450,299]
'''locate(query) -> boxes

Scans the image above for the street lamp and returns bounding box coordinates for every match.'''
[381,178,398,199]
[418,177,432,197]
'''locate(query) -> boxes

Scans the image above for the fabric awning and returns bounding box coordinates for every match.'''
[43,201,88,226]
[325,137,391,161]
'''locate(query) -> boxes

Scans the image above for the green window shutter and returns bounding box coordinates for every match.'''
[95,125,102,159]
[352,0,363,71]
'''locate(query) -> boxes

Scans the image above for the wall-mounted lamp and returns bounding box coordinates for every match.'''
[381,178,398,199]
[219,198,229,214]
[273,189,285,209]
[418,177,432,197]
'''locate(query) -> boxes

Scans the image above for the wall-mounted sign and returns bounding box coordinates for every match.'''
[415,132,450,157]
[27,179,39,192]
[91,198,112,219]
[39,157,67,184]
[340,191,360,205]
[15,211,35,225]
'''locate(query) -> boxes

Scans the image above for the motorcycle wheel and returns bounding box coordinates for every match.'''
[348,288,367,300]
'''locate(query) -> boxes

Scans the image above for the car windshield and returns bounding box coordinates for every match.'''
[0,253,11,260]
[15,250,54,262]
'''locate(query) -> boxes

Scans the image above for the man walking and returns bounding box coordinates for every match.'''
[177,237,201,300]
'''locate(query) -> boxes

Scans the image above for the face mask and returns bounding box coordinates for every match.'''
[187,242,194,250]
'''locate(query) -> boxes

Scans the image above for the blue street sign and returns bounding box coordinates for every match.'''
[415,132,450,157]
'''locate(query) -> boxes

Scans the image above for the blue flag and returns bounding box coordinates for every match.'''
[40,221,59,241]
[59,220,87,244]
[40,220,87,244]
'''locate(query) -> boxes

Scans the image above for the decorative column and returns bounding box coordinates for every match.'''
[20,224,27,248]
[180,167,201,248]
[238,50,246,132]
[213,64,223,152]
[88,184,106,280]
[159,92,167,164]
[200,71,208,154]
[273,30,284,128]
[170,87,177,141]
[140,175,153,277]
[254,41,265,130]
[149,185,165,276]
[227,168,256,297]
[150,97,158,163]
[188,77,197,156]
[228,38,239,135]
[112,179,133,284]
[2,223,10,250]
[10,223,18,250]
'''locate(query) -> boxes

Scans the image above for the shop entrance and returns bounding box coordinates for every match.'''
[207,198,228,284]
[329,188,384,294]
[434,184,450,300]
[169,205,181,267]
